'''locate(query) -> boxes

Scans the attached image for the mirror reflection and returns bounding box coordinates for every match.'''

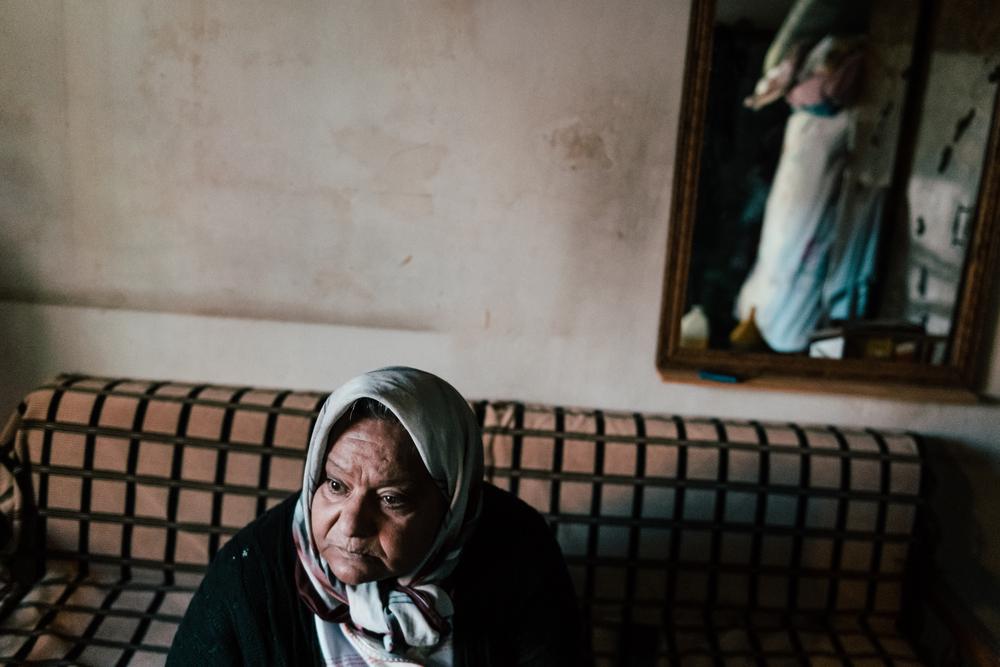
[682,0,998,365]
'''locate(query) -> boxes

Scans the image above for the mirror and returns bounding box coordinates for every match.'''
[658,0,1000,396]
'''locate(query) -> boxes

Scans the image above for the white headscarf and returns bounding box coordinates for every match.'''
[292,367,483,665]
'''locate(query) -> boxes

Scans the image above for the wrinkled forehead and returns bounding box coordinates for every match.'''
[324,417,418,467]
[323,414,448,497]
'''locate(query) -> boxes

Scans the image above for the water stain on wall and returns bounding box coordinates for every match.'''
[0,154,38,192]
[138,3,222,111]
[0,108,34,133]
[240,49,313,70]
[311,267,376,302]
[0,148,51,236]
[331,126,447,216]
[375,0,476,69]
[546,120,613,171]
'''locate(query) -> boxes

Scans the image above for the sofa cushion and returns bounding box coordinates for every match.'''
[0,562,198,664]
[1,566,923,666]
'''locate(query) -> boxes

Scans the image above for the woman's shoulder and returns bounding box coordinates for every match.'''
[479,482,551,536]
[452,483,585,664]
[169,492,318,665]
[461,482,563,577]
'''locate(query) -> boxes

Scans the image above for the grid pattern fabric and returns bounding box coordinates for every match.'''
[0,375,925,665]
[2,375,327,664]
[478,402,924,665]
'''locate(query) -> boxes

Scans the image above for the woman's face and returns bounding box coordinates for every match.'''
[311,417,447,586]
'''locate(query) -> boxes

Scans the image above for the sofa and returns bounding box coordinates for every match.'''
[0,374,930,665]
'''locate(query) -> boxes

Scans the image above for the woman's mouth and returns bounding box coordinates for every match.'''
[335,545,378,560]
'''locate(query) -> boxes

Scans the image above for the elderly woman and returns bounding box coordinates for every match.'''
[168,367,583,665]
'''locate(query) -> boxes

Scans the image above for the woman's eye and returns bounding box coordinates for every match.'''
[381,494,404,508]
[326,478,344,493]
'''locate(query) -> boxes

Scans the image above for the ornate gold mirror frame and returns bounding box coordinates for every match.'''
[657,1,1000,400]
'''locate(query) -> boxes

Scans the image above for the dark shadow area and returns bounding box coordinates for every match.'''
[907,435,1000,662]
[0,299,52,422]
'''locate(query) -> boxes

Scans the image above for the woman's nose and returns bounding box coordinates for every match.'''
[336,492,377,537]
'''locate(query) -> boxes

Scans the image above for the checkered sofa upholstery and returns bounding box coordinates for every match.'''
[0,375,927,665]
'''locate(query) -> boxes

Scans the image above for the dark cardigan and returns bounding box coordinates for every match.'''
[167,483,585,666]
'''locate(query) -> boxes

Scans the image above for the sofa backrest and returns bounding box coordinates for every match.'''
[9,375,924,645]
[476,401,924,647]
[13,376,321,577]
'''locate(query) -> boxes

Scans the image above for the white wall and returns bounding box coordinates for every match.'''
[1,0,677,334]
[2,0,999,642]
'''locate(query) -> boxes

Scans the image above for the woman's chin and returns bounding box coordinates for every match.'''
[330,559,385,586]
